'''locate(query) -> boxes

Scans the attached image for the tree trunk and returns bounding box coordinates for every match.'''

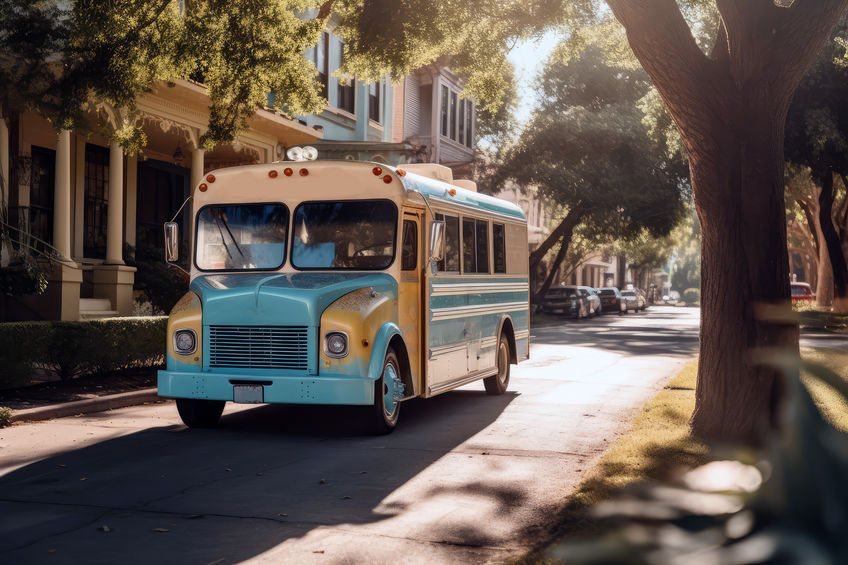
[533,225,576,304]
[817,240,835,308]
[818,172,848,312]
[529,206,583,271]
[607,0,846,445]
[617,255,626,289]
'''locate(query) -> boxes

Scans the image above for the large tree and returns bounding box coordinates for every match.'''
[785,16,848,311]
[606,0,848,443]
[501,43,687,302]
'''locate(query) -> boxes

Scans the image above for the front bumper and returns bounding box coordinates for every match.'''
[158,370,374,405]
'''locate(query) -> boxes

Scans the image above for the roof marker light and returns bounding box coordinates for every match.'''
[199,183,208,192]
[397,169,406,177]
[206,174,216,183]
[299,168,309,176]
[268,170,278,178]
[372,166,383,176]
[382,174,392,184]
[448,188,457,196]
[284,168,293,176]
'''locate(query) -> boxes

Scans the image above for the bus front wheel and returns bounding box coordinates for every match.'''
[484,334,511,395]
[369,347,401,434]
[176,398,225,428]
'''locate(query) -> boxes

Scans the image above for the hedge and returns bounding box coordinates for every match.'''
[0,316,167,389]
[682,288,701,305]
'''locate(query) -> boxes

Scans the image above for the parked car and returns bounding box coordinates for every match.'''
[577,285,602,316]
[596,287,628,315]
[542,286,590,318]
[791,282,815,304]
[621,288,647,311]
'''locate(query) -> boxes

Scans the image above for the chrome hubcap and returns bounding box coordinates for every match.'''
[498,342,508,384]
[383,363,400,418]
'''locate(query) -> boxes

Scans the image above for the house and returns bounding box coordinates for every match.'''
[0,29,477,322]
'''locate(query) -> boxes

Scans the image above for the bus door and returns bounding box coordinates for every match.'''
[399,211,423,395]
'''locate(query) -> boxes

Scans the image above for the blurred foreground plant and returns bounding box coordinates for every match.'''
[544,352,848,564]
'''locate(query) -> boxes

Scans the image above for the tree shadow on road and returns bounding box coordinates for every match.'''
[0,390,519,564]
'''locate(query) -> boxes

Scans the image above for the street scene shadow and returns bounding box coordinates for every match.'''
[532,317,700,358]
[0,390,517,564]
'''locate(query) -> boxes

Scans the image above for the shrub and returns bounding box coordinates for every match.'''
[0,406,10,427]
[128,244,188,315]
[682,287,700,305]
[0,317,167,388]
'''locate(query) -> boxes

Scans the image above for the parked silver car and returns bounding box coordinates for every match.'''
[577,285,602,316]
[621,288,647,312]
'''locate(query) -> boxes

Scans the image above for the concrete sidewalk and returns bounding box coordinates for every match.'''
[9,388,163,424]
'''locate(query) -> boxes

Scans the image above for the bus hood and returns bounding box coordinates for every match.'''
[190,272,398,327]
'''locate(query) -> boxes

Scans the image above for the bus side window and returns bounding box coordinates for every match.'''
[401,219,417,270]
[435,213,460,272]
[493,223,506,273]
[462,218,476,273]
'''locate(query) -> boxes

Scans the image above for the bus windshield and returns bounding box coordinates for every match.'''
[292,200,397,270]
[195,203,289,271]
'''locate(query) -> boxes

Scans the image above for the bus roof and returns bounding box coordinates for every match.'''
[395,166,526,222]
[198,160,526,222]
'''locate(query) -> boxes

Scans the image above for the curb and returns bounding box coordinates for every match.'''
[10,388,165,423]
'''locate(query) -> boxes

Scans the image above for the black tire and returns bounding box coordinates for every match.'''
[484,333,511,395]
[370,348,402,434]
[176,398,225,428]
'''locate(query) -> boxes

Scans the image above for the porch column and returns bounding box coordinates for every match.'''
[53,129,72,259]
[105,139,124,265]
[0,116,8,214]
[191,147,204,189]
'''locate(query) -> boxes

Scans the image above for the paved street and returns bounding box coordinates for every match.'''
[0,306,701,564]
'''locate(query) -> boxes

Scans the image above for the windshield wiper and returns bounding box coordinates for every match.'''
[213,212,244,259]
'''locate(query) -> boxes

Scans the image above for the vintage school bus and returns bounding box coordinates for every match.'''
[158,159,529,433]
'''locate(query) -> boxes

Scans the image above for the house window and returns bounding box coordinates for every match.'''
[462,217,489,274]
[435,213,460,272]
[493,223,506,273]
[458,100,465,145]
[369,81,381,123]
[440,85,449,136]
[336,41,355,113]
[314,32,329,99]
[464,99,474,147]
[84,144,109,258]
[29,146,55,245]
[449,91,458,141]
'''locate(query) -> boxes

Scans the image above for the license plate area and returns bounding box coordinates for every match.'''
[233,384,264,404]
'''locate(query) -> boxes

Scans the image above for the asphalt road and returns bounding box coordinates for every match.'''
[0,306,702,564]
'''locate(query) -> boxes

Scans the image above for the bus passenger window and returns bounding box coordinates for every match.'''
[493,223,506,273]
[475,220,489,273]
[435,213,460,272]
[462,218,476,273]
[401,219,417,270]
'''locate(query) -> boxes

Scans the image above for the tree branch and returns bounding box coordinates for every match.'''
[529,205,583,269]
[316,0,337,21]
[606,0,721,143]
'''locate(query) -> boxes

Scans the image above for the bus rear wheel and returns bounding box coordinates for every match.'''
[369,347,402,434]
[176,398,225,428]
[484,334,511,395]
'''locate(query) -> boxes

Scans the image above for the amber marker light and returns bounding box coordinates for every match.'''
[448,188,457,196]
[199,183,208,192]
[396,168,406,177]
[268,170,278,178]
[299,168,309,176]
[206,174,216,183]
[284,167,293,176]
[382,174,392,184]
[372,166,383,176]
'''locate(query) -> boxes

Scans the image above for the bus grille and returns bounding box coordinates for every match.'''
[208,326,308,370]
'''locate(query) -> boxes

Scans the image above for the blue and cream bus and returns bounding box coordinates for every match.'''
[159,159,529,433]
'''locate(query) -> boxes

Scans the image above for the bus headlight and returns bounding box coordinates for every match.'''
[174,329,197,355]
[325,332,349,358]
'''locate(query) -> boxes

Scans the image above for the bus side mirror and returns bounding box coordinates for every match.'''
[164,222,179,263]
[429,220,445,262]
